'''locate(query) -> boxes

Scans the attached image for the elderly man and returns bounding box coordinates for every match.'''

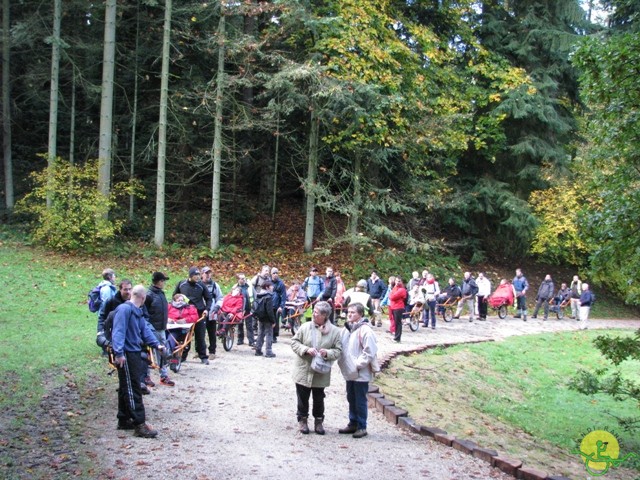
[532,274,555,320]
[454,272,478,322]
[338,302,378,439]
[112,285,165,438]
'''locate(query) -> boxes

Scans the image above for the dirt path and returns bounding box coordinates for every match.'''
[88,316,639,480]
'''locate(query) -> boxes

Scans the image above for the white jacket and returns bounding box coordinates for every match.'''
[338,321,379,382]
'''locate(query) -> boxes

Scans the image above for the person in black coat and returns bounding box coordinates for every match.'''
[145,272,174,386]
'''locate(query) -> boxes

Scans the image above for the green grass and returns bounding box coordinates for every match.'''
[377,331,640,476]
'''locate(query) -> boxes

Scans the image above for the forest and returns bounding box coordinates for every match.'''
[1,0,639,303]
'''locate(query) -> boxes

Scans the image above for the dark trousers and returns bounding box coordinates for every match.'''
[477,296,488,319]
[296,383,326,420]
[237,314,255,345]
[423,300,437,327]
[273,309,281,339]
[117,351,146,425]
[532,298,550,318]
[193,314,208,359]
[346,380,369,430]
[206,318,217,354]
[392,308,403,341]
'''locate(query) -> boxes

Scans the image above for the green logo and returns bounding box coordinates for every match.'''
[573,429,637,476]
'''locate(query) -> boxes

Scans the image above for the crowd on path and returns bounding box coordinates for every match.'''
[92,264,596,441]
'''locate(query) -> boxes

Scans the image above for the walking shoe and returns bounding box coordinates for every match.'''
[272,338,278,343]
[531,315,537,319]
[352,429,368,438]
[117,419,135,430]
[160,377,175,387]
[523,315,527,322]
[338,423,357,434]
[209,353,216,360]
[237,341,245,345]
[265,353,276,358]
[144,376,155,387]
[431,326,436,330]
[140,383,151,395]
[201,358,210,365]
[134,423,158,439]
[453,316,460,319]
[314,418,325,435]
[255,350,264,356]
[299,417,310,434]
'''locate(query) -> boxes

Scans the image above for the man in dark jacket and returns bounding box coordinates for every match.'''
[112,285,165,438]
[97,279,132,352]
[270,267,287,342]
[254,281,277,358]
[145,272,174,386]
[531,274,555,320]
[321,267,338,324]
[173,267,212,365]
[454,272,478,322]
[366,271,386,326]
[202,266,223,359]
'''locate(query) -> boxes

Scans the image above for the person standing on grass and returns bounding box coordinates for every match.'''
[337,302,379,439]
[97,268,117,317]
[389,276,407,343]
[173,267,212,364]
[145,272,174,387]
[112,285,165,438]
[291,301,342,435]
[579,283,595,330]
[512,268,529,322]
[531,274,554,320]
[97,279,132,355]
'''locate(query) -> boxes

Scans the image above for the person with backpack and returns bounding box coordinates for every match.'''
[111,285,166,438]
[202,266,223,360]
[173,267,212,365]
[270,267,287,343]
[302,267,324,304]
[421,273,440,329]
[254,281,277,358]
[89,268,117,316]
[454,272,478,322]
[97,279,132,355]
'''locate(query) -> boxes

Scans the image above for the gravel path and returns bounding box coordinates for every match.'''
[91,316,639,479]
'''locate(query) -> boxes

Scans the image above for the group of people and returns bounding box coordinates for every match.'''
[93,265,383,439]
[93,264,596,439]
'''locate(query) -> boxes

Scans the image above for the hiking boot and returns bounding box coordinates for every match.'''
[140,383,151,395]
[255,350,264,356]
[117,419,135,430]
[531,315,537,319]
[201,358,209,365]
[523,314,527,322]
[160,377,175,387]
[143,376,155,387]
[134,423,158,439]
[314,418,325,435]
[272,337,278,343]
[352,429,368,438]
[338,423,357,434]
[265,353,276,358]
[209,353,216,360]
[299,417,310,434]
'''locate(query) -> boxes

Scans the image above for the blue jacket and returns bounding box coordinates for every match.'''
[111,301,159,357]
[272,278,287,310]
[303,275,324,299]
[512,275,529,294]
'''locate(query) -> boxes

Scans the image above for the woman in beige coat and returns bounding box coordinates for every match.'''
[291,301,342,435]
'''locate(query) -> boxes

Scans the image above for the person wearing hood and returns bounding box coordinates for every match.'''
[532,274,555,320]
[290,301,342,435]
[337,302,379,439]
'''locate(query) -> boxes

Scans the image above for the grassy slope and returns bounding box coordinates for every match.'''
[375,331,640,478]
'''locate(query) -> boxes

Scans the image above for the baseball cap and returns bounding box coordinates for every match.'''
[188,267,200,277]
[202,266,212,274]
[152,271,169,283]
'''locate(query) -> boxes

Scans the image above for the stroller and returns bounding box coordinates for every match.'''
[166,314,206,373]
[487,282,514,319]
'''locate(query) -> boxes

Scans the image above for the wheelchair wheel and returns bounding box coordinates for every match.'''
[443,307,454,323]
[498,305,507,319]
[556,307,565,320]
[169,355,182,373]
[409,311,420,331]
[223,326,235,352]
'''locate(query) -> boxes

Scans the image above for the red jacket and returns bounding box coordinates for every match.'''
[168,303,199,323]
[389,285,407,310]
[221,294,244,315]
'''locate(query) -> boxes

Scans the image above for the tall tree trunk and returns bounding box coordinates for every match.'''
[154,0,171,246]
[46,0,61,208]
[98,0,116,201]
[69,68,76,165]
[304,108,319,253]
[2,0,13,211]
[271,101,280,228]
[348,154,362,239]
[129,4,141,221]
[210,11,225,250]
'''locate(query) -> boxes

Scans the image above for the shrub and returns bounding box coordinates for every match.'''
[15,158,143,252]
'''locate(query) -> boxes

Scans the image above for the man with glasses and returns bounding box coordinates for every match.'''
[338,302,379,439]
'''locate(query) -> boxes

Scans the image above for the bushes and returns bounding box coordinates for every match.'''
[15,159,143,252]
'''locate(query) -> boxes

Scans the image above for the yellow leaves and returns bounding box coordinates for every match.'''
[489,93,502,103]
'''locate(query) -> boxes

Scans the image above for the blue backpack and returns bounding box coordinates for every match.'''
[88,285,103,313]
